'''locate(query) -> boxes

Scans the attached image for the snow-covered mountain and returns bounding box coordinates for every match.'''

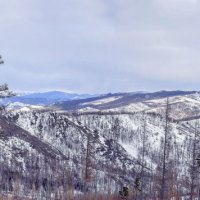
[1,91,96,106]
[1,90,200,199]
[54,90,195,112]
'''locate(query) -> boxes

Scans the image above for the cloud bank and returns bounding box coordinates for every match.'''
[0,0,200,93]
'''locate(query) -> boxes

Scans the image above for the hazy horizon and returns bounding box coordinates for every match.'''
[13,89,199,95]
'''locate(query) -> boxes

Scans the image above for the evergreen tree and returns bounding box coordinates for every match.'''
[0,55,14,99]
[119,186,129,200]
[134,178,141,191]
[188,112,200,200]
[84,132,95,194]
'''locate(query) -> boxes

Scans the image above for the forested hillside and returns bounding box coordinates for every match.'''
[0,93,200,199]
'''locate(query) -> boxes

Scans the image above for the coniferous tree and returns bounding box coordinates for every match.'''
[84,132,95,195]
[0,55,15,196]
[0,55,4,65]
[188,112,200,200]
[0,55,14,99]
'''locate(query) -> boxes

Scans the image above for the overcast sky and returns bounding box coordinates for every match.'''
[0,0,200,93]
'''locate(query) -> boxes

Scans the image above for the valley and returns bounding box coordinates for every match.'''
[0,91,199,199]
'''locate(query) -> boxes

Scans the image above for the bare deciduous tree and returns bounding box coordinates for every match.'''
[160,98,171,200]
[84,132,95,194]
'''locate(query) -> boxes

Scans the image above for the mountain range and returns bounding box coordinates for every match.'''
[0,90,200,199]
[0,91,96,106]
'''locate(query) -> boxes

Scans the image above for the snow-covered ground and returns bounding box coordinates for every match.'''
[81,96,122,106]
[1,91,200,198]
[5,102,44,112]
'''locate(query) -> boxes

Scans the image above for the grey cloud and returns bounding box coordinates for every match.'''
[0,0,200,93]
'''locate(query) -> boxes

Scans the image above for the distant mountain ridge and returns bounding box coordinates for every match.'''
[1,91,97,105]
[0,90,198,113]
[54,90,197,111]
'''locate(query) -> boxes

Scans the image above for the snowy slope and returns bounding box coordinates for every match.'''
[1,90,200,198]
[71,92,200,121]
